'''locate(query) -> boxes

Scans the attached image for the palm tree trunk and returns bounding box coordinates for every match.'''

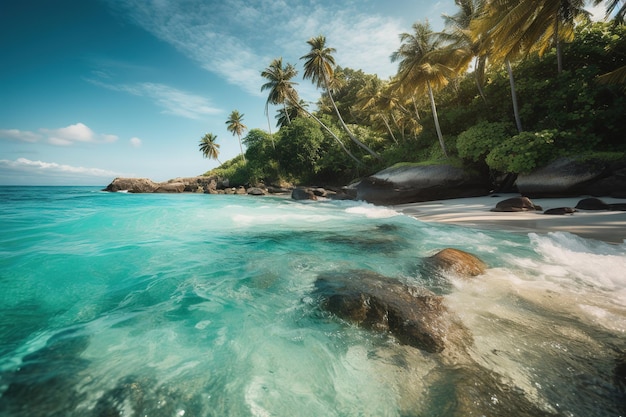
[380,114,398,144]
[237,134,246,163]
[411,96,421,121]
[555,17,563,74]
[427,81,447,158]
[323,77,382,161]
[506,60,523,133]
[475,56,487,103]
[300,106,363,166]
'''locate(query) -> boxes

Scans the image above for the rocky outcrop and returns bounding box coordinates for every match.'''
[154,182,185,193]
[516,156,626,198]
[356,164,490,205]
[291,187,318,201]
[103,178,159,193]
[314,270,471,353]
[424,248,487,278]
[491,196,542,212]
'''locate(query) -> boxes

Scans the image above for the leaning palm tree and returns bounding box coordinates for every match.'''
[275,100,308,129]
[225,110,247,163]
[300,35,382,161]
[198,133,221,165]
[391,21,469,157]
[355,78,398,143]
[261,57,299,138]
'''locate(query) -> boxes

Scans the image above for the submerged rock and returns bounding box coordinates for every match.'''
[575,197,610,210]
[543,207,577,215]
[313,270,470,353]
[491,196,542,212]
[424,248,487,278]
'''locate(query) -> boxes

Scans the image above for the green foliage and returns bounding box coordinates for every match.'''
[206,155,249,186]
[457,121,516,162]
[485,130,559,173]
[275,117,325,183]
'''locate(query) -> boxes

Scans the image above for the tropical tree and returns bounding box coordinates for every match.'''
[261,57,299,137]
[198,133,221,165]
[441,0,489,101]
[300,35,382,161]
[355,78,398,143]
[276,100,308,129]
[594,0,625,23]
[226,110,247,163]
[391,21,469,157]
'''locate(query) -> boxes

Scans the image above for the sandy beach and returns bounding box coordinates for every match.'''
[394,194,626,244]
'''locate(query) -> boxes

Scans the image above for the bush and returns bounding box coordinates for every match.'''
[457,121,516,162]
[486,130,560,173]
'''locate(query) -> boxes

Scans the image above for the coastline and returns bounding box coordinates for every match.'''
[393,194,626,244]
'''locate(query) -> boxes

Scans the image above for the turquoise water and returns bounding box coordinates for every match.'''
[0,186,625,416]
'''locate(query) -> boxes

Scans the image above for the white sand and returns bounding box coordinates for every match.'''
[394,194,626,244]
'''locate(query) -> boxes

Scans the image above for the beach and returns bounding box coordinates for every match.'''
[395,194,626,244]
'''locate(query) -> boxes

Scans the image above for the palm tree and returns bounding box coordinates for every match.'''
[594,0,625,23]
[225,110,247,163]
[276,100,308,129]
[300,35,382,161]
[391,21,469,157]
[355,78,398,143]
[441,0,489,101]
[261,57,299,138]
[198,133,221,165]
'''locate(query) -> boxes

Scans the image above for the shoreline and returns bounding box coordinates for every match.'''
[393,194,626,244]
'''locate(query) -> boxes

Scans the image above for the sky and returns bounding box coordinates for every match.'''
[0,0,606,186]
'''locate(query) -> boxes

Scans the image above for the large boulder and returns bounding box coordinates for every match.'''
[491,196,542,212]
[103,178,158,193]
[356,164,489,205]
[154,182,185,193]
[313,270,470,353]
[516,156,626,197]
[291,187,318,201]
[424,248,487,278]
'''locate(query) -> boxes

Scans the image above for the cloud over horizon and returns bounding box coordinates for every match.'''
[0,157,128,185]
[1,123,119,146]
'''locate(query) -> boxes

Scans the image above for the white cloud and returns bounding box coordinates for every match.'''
[89,79,222,120]
[0,129,43,143]
[39,123,119,146]
[1,123,119,147]
[130,137,142,147]
[102,0,409,98]
[0,157,125,181]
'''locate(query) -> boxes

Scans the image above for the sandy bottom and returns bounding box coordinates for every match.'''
[394,194,626,244]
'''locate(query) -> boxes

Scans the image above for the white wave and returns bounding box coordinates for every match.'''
[529,232,626,291]
[344,204,401,219]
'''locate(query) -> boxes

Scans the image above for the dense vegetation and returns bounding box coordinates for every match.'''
[200,1,626,188]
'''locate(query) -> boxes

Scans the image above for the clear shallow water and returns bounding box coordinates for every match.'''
[0,186,624,416]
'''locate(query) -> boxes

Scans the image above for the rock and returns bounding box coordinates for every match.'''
[103,177,158,193]
[356,164,490,205]
[516,156,626,197]
[266,186,291,194]
[543,207,577,215]
[247,187,266,196]
[311,187,327,197]
[291,187,317,201]
[575,197,610,210]
[424,248,487,278]
[609,203,626,211]
[154,182,185,193]
[491,196,542,212]
[313,270,470,353]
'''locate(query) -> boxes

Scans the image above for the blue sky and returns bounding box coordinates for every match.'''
[0,0,604,186]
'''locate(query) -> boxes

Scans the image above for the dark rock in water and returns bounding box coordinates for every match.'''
[355,164,490,205]
[543,207,577,215]
[575,197,610,210]
[0,329,90,417]
[491,196,542,212]
[313,270,470,353]
[424,248,487,278]
[291,187,317,201]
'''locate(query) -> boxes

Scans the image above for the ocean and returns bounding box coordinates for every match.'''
[0,186,624,416]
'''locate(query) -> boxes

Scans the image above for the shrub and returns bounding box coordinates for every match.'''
[486,130,559,173]
[457,121,516,162]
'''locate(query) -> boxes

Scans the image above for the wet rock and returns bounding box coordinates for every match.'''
[291,187,317,201]
[491,196,542,212]
[355,164,490,205]
[609,203,626,211]
[247,187,266,196]
[424,248,487,278]
[575,197,610,210]
[543,207,577,215]
[314,270,470,353]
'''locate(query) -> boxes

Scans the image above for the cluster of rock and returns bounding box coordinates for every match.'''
[491,196,626,215]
